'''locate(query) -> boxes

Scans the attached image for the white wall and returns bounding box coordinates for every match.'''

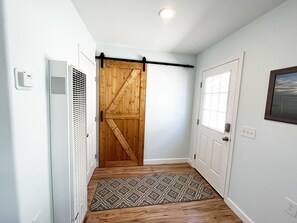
[97,44,196,161]
[190,0,297,222]
[0,0,96,222]
[0,0,19,221]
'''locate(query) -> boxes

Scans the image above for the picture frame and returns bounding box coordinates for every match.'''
[265,66,297,124]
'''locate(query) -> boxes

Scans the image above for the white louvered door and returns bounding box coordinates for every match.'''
[79,48,97,183]
[71,67,87,223]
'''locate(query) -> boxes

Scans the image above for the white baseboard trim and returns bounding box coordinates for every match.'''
[225,197,254,223]
[144,158,191,165]
[187,158,194,167]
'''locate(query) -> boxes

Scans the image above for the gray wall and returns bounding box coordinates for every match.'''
[190,0,297,222]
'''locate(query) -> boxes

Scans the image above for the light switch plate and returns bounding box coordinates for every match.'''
[241,126,256,139]
[14,68,33,90]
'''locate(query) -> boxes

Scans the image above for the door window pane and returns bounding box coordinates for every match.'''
[201,72,231,132]
[210,93,219,110]
[203,94,211,110]
[218,93,228,112]
[212,76,220,93]
[220,72,231,92]
[205,77,213,93]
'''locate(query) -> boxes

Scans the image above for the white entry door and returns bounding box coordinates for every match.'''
[195,60,240,197]
[79,48,97,183]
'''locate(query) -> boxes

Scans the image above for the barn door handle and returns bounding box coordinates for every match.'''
[100,111,103,122]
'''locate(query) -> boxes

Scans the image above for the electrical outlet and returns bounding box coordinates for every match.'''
[32,210,42,223]
[241,126,256,139]
[284,197,297,218]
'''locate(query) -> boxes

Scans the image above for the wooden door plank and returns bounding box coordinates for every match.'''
[106,69,140,113]
[106,119,137,161]
[133,120,138,158]
[115,120,123,161]
[106,124,111,161]
[105,114,140,120]
[127,120,134,157]
[106,70,116,161]
[130,75,136,114]
[105,60,143,69]
[105,160,138,167]
[124,119,129,158]
[135,74,141,113]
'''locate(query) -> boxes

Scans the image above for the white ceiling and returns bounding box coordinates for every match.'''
[71,0,286,55]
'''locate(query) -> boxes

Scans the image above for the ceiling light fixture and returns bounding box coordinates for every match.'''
[159,8,175,20]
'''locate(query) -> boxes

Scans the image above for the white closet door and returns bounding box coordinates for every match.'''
[79,48,97,183]
[71,67,87,223]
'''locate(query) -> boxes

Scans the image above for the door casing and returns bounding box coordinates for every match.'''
[194,52,245,199]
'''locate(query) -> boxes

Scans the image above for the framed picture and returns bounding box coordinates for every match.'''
[265,66,297,124]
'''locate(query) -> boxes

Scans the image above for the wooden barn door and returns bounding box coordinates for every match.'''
[99,60,147,167]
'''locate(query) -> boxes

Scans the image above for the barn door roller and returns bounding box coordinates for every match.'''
[142,57,146,72]
[100,52,104,68]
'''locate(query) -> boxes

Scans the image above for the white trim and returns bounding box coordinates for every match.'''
[78,43,96,66]
[187,158,194,167]
[223,52,245,198]
[225,197,254,223]
[144,158,191,165]
[201,52,245,73]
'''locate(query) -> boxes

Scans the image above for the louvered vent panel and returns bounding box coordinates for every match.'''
[72,67,86,221]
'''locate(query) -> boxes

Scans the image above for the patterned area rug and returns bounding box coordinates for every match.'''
[90,172,214,211]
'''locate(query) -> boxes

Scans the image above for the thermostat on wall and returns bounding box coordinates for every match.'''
[14,68,33,90]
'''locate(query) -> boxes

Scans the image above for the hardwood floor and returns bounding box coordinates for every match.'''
[84,163,242,223]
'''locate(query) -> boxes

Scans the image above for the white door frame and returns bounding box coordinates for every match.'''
[78,44,98,174]
[194,52,245,199]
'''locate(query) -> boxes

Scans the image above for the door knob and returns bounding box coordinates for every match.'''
[222,136,229,142]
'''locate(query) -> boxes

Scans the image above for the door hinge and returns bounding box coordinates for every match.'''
[197,119,199,125]
[72,212,79,221]
[94,76,97,82]
[194,154,196,160]
[95,154,97,159]
[95,116,97,122]
[200,82,203,88]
